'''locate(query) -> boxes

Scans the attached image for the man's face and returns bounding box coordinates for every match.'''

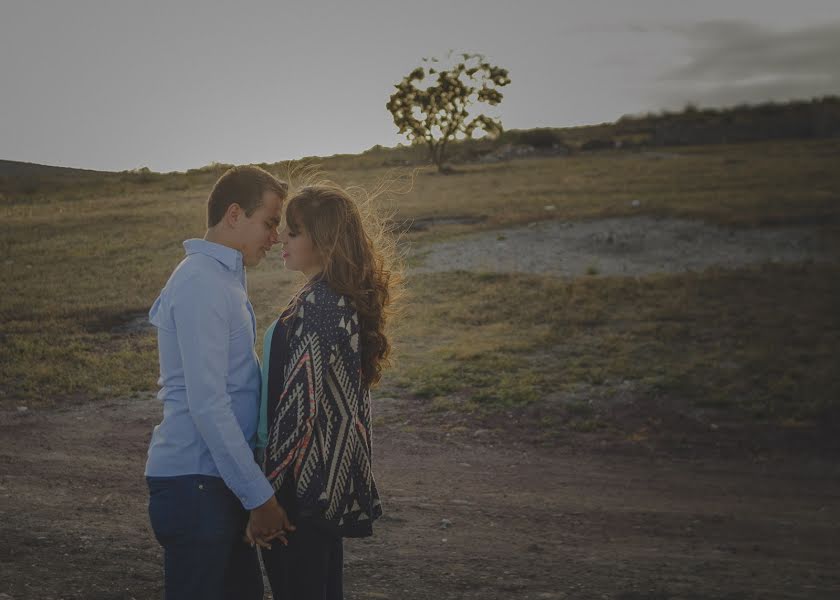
[233,190,284,267]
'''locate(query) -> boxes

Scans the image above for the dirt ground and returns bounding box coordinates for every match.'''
[2,217,838,599]
[410,216,835,277]
[1,390,838,600]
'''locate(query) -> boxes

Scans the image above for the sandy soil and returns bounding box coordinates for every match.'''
[1,393,839,600]
[410,216,835,276]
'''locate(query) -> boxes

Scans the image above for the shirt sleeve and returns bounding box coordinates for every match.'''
[172,276,275,510]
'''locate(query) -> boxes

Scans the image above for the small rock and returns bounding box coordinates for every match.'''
[441,538,447,543]
[631,199,641,207]
[16,406,28,413]
[440,518,453,529]
[544,205,556,211]
[473,429,490,437]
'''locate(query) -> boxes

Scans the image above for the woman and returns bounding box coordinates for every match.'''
[249,184,399,598]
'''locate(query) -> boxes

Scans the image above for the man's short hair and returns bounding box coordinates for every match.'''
[207,165,288,227]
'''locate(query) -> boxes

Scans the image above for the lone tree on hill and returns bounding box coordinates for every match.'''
[386,52,510,173]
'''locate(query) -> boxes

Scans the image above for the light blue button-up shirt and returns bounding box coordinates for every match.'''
[144,239,275,510]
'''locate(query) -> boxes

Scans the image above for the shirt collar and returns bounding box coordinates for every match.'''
[183,238,244,273]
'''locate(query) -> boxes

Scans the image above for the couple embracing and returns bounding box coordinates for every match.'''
[144,165,396,599]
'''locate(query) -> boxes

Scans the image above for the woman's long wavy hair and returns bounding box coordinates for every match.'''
[283,183,403,388]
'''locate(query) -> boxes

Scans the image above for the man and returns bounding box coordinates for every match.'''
[145,165,294,599]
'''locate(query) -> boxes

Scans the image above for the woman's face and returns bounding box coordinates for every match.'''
[278,219,322,277]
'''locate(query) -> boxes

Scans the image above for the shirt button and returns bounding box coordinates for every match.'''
[198,484,205,490]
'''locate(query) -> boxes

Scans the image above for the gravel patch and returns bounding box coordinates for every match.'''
[410,216,835,277]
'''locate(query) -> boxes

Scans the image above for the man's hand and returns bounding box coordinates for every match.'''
[245,496,295,549]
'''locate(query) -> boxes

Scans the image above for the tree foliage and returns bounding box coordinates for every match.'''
[386,52,511,172]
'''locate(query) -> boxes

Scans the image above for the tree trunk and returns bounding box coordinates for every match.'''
[430,142,453,174]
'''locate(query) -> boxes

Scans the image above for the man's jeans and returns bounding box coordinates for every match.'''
[147,475,263,600]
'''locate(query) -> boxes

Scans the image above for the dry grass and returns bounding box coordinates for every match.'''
[1,139,838,427]
[386,264,840,423]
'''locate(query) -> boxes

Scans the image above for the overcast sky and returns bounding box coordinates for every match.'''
[2,0,840,172]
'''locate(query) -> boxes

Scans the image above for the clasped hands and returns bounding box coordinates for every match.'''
[244,496,295,549]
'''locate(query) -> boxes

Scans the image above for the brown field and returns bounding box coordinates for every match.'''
[1,139,839,599]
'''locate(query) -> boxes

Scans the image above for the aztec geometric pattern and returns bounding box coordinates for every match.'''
[265,279,382,537]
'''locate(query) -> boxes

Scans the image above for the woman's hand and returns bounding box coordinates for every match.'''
[244,497,295,548]
[244,520,289,549]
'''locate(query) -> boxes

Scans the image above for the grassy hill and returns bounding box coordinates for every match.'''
[354,95,840,166]
[0,159,111,178]
[2,114,839,443]
[3,96,839,189]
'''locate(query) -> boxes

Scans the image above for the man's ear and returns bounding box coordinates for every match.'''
[224,203,243,228]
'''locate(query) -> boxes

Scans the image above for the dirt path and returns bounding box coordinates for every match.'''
[1,395,839,600]
[410,217,836,276]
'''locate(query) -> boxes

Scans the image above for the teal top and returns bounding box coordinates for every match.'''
[257,317,280,450]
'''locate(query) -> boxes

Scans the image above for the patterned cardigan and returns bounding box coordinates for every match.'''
[264,278,382,537]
